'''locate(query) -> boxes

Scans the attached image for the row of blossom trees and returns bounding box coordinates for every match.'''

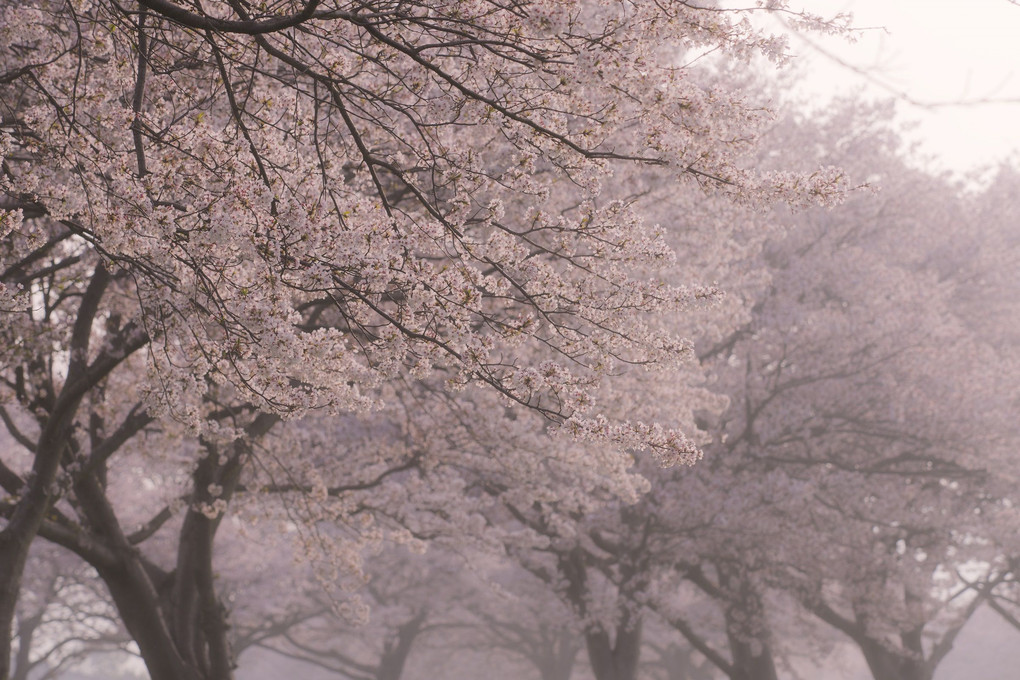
[492,101,1020,680]
[2,2,1018,680]
[0,1,848,678]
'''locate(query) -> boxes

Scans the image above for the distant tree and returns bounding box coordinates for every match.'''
[500,100,1020,680]
[674,102,1020,680]
[10,544,131,680]
[494,148,774,680]
[461,565,582,680]
[234,546,469,680]
[914,162,1020,657]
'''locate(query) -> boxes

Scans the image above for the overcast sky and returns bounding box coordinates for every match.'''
[785,0,1020,176]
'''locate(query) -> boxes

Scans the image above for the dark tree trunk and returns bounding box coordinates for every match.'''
[72,468,208,680]
[4,437,235,680]
[725,636,778,680]
[77,500,237,680]
[376,611,427,680]
[717,565,778,680]
[98,560,202,680]
[858,640,932,680]
[49,419,274,680]
[557,548,644,680]
[0,398,91,680]
[585,618,643,680]
[0,518,37,680]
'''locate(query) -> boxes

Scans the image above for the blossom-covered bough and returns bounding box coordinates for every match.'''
[490,102,1020,680]
[0,1,848,679]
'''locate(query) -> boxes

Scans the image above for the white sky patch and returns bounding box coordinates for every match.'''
[782,0,1020,175]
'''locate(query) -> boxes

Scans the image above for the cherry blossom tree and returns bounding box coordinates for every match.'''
[664,102,1020,680]
[488,146,775,680]
[233,545,474,680]
[468,584,582,680]
[494,98,1020,680]
[908,161,1020,658]
[0,2,854,678]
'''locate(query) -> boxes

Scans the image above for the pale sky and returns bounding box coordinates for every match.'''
[785,0,1020,176]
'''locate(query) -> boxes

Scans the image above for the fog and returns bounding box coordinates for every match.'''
[3,2,1020,680]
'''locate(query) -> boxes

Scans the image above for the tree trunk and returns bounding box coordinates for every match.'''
[717,565,778,680]
[77,506,237,680]
[70,466,205,680]
[98,561,202,680]
[585,618,643,680]
[376,611,427,680]
[556,547,644,680]
[858,640,932,680]
[537,629,579,680]
[726,636,778,680]
[0,519,37,680]
[64,447,243,680]
[0,395,93,680]
[10,612,42,680]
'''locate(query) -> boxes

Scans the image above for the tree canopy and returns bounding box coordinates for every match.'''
[2,3,1017,680]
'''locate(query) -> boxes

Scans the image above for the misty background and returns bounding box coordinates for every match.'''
[4,2,1020,680]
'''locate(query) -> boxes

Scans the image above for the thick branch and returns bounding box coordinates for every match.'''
[134,0,324,35]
